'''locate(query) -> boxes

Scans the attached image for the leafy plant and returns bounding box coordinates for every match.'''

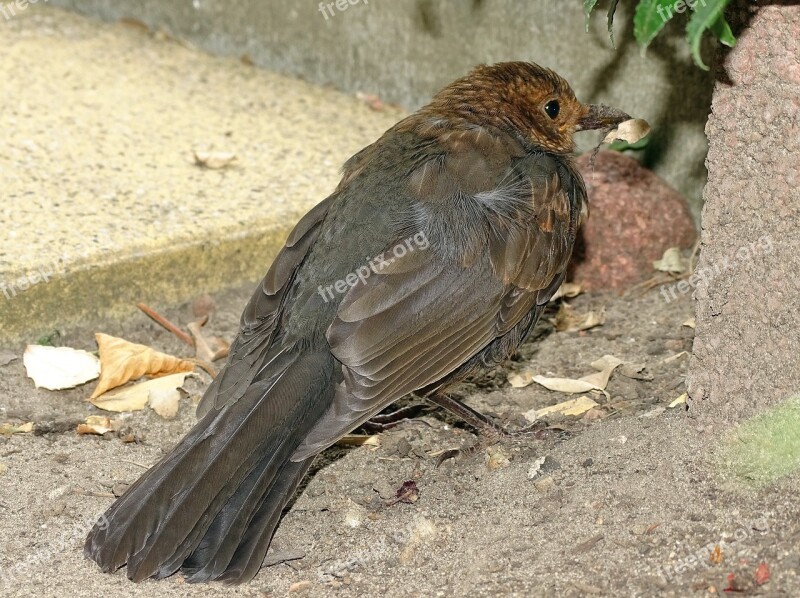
[585,0,736,70]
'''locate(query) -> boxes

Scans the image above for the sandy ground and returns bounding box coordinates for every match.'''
[1,284,798,598]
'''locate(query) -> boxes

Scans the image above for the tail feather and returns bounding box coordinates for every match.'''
[217,457,314,583]
[177,438,300,581]
[84,347,334,583]
[183,456,314,583]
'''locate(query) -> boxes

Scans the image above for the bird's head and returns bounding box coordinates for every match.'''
[425,61,631,154]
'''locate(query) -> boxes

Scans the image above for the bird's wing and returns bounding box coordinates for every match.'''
[292,135,584,459]
[197,195,335,416]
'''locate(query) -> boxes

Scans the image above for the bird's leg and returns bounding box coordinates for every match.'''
[360,403,432,433]
[424,392,552,467]
[425,392,544,438]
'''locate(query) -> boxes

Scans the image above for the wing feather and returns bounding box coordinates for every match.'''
[292,133,585,460]
[197,196,335,416]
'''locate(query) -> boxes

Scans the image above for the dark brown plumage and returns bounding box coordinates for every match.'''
[84,61,631,584]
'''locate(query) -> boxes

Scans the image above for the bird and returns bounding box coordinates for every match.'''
[85,61,632,584]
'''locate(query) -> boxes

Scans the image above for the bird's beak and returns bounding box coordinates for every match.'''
[575,104,631,132]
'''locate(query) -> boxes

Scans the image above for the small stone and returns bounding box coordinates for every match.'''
[306,483,325,498]
[372,480,395,501]
[527,456,546,479]
[192,294,215,318]
[486,446,510,470]
[383,435,412,458]
[112,483,130,497]
[533,475,556,494]
[288,580,312,593]
[542,456,561,471]
[583,407,607,420]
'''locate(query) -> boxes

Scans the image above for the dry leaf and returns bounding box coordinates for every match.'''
[603,118,651,145]
[91,373,190,413]
[580,355,624,389]
[526,355,622,404]
[669,393,687,408]
[619,363,653,381]
[682,317,696,329]
[525,396,599,421]
[653,247,688,274]
[662,351,689,364]
[148,388,181,419]
[187,320,230,362]
[23,345,100,390]
[0,463,6,476]
[193,149,237,169]
[0,422,34,434]
[550,282,583,301]
[508,371,534,388]
[91,333,194,399]
[393,480,420,504]
[337,434,380,448]
[532,375,604,394]
[755,562,770,585]
[77,415,118,435]
[552,304,605,332]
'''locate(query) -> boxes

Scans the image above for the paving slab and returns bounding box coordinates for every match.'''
[0,6,404,347]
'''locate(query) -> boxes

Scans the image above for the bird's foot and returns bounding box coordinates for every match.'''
[425,392,552,439]
[425,392,566,465]
[360,403,432,433]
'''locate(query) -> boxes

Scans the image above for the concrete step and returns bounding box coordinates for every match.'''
[0,6,404,346]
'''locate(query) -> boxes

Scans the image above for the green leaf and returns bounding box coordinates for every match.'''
[634,0,679,50]
[686,0,732,70]
[710,13,736,47]
[584,0,599,32]
[36,332,59,347]
[607,0,620,48]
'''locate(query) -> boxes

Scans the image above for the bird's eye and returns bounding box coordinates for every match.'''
[544,100,560,119]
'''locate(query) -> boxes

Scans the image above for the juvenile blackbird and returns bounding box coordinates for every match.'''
[85,61,631,583]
